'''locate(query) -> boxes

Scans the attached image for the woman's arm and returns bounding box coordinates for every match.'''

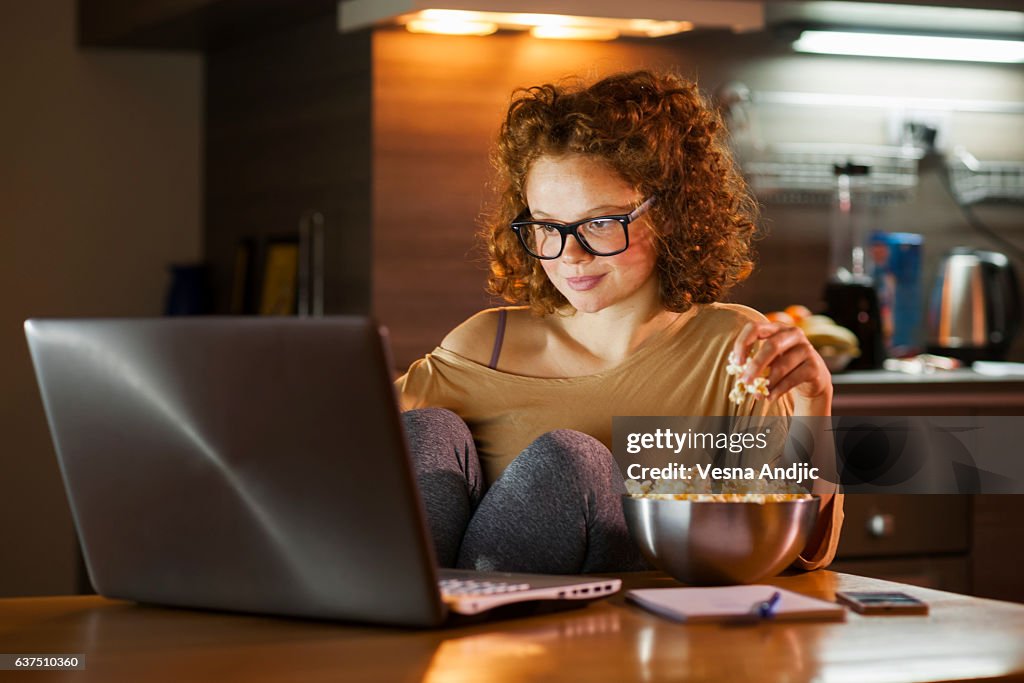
[732,320,844,570]
[794,491,844,570]
[394,309,504,412]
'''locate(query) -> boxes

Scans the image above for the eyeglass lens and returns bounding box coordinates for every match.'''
[522,218,627,258]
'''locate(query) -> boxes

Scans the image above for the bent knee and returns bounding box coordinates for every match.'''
[523,429,614,471]
[402,407,471,441]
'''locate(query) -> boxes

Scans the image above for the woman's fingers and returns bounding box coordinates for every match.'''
[731,321,759,366]
[731,319,831,402]
[731,321,784,371]
[768,358,817,400]
[742,325,804,381]
[764,345,808,391]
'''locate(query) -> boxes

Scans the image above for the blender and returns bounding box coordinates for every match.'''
[823,162,885,370]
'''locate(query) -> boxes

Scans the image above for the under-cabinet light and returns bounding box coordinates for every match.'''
[793,29,1024,64]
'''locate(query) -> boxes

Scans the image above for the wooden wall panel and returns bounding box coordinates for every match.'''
[206,15,372,316]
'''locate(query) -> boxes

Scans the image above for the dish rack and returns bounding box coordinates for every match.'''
[740,143,922,206]
[947,148,1024,205]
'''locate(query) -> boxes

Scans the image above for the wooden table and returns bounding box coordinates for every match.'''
[2,571,1023,682]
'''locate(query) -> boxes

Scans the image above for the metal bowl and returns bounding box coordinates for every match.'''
[622,496,819,585]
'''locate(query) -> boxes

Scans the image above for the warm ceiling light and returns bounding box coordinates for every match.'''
[338,1,764,35]
[628,19,694,38]
[405,16,497,36]
[504,13,564,28]
[530,25,620,41]
[793,30,1024,63]
[392,9,695,39]
[417,8,485,22]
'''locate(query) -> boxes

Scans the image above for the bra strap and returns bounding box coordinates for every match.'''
[488,308,508,370]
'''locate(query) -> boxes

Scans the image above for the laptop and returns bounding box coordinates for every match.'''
[24,317,620,627]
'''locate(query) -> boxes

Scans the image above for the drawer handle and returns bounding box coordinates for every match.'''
[868,513,895,538]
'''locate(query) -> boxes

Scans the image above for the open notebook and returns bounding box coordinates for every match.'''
[627,586,846,624]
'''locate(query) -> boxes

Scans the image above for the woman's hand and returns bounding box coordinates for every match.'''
[732,320,832,412]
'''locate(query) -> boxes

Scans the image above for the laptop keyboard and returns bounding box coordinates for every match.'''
[438,577,532,597]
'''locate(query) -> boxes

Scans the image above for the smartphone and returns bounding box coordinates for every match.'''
[836,591,929,615]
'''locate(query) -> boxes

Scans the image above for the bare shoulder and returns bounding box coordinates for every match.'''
[439,308,508,366]
[439,306,540,368]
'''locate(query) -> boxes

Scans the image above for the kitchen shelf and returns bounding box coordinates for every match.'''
[721,84,1024,208]
[740,143,922,206]
[948,148,1024,205]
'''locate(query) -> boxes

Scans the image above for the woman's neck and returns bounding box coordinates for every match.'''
[553,299,691,367]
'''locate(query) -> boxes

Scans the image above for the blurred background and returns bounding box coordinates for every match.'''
[2,0,1022,601]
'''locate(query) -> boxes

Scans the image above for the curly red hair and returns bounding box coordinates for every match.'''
[482,69,758,314]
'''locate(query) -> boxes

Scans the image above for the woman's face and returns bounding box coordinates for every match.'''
[524,153,659,314]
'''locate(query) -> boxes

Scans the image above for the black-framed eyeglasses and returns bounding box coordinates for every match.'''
[510,197,655,260]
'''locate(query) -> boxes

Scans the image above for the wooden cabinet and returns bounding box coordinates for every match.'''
[837,495,970,557]
[831,372,1024,602]
[78,0,336,49]
[971,495,1024,603]
[832,496,972,594]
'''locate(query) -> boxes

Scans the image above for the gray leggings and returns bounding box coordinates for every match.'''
[402,408,648,574]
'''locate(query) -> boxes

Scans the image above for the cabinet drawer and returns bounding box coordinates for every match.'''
[836,494,969,558]
[829,556,971,595]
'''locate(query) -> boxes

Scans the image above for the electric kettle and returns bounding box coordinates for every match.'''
[927,248,1021,362]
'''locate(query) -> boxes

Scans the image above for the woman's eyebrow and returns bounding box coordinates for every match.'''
[529,204,631,220]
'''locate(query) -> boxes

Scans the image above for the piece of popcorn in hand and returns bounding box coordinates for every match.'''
[726,351,745,377]
[726,349,771,405]
[728,383,747,405]
[749,376,770,398]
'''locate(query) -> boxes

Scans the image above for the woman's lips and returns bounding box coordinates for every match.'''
[565,274,606,291]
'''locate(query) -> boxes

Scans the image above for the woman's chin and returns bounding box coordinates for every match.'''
[563,292,608,314]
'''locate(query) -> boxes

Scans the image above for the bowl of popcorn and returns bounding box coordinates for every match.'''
[622,478,819,585]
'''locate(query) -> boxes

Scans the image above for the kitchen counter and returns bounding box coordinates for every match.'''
[831,368,1024,414]
[833,367,1024,386]
[2,571,1023,682]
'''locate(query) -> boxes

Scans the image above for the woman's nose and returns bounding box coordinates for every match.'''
[561,234,592,263]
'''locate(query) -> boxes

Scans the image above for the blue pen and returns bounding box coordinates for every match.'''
[756,591,782,618]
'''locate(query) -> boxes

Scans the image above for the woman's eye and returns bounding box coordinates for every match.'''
[539,225,561,235]
[584,219,617,234]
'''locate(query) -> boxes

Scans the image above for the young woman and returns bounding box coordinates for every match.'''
[396,70,842,574]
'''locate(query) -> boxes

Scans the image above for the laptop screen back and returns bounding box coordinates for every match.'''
[25,317,445,627]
